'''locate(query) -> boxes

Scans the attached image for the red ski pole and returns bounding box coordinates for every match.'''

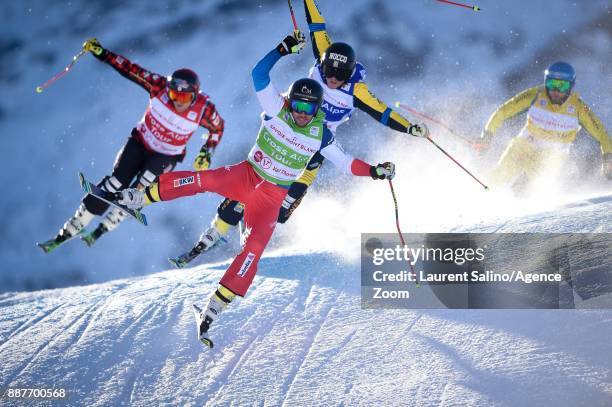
[435,0,481,11]
[395,102,475,146]
[287,0,301,37]
[35,48,87,93]
[395,102,488,189]
[425,135,489,190]
[388,180,420,286]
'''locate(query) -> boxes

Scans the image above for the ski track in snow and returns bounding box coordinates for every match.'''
[1,196,611,406]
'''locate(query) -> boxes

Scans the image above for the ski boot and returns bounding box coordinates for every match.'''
[81,224,108,247]
[192,304,215,348]
[192,287,234,348]
[81,207,128,247]
[168,226,225,269]
[37,204,95,253]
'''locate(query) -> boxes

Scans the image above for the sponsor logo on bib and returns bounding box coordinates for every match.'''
[261,157,272,169]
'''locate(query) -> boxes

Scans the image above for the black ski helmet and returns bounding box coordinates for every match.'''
[169,68,200,94]
[321,42,356,82]
[288,78,324,109]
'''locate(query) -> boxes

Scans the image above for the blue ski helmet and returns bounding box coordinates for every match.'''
[544,62,575,87]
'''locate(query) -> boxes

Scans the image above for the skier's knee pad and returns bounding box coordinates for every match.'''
[217,198,244,226]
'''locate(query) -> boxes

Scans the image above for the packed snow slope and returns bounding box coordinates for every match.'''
[1,195,610,406]
[2,0,611,291]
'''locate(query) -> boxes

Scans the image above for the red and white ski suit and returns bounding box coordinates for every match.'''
[96,49,225,153]
[156,158,370,296]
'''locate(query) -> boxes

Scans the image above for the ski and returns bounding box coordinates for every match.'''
[37,229,87,253]
[193,304,214,348]
[168,254,192,269]
[168,236,227,269]
[78,172,148,226]
[168,242,207,269]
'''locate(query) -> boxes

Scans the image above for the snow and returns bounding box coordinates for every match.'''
[1,196,611,405]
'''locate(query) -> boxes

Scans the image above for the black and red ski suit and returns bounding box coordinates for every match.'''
[82,49,225,215]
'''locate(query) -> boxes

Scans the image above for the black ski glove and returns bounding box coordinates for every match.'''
[277,33,306,56]
[370,162,396,180]
[277,182,308,223]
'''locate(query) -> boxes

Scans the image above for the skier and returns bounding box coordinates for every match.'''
[476,61,612,190]
[170,0,429,267]
[115,33,397,347]
[38,38,224,253]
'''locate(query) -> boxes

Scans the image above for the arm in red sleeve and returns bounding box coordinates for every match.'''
[350,158,373,176]
[319,140,373,177]
[97,49,167,96]
[199,98,225,148]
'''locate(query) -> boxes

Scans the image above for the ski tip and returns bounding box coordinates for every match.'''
[81,235,95,247]
[192,304,202,313]
[36,242,51,254]
[168,257,183,269]
[200,337,214,348]
[78,172,90,193]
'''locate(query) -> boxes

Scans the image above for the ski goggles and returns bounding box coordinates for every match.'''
[169,89,195,104]
[322,64,352,82]
[290,99,319,115]
[545,78,571,93]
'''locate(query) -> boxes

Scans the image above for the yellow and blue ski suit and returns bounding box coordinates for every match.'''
[483,85,611,186]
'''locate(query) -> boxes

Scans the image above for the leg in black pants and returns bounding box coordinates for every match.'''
[83,137,181,245]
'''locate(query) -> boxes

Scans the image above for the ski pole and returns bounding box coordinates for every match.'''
[36,48,87,93]
[388,180,420,287]
[395,102,475,146]
[435,0,481,11]
[287,0,301,38]
[425,135,489,190]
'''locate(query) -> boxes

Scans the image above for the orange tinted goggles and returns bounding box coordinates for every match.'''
[169,89,194,104]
